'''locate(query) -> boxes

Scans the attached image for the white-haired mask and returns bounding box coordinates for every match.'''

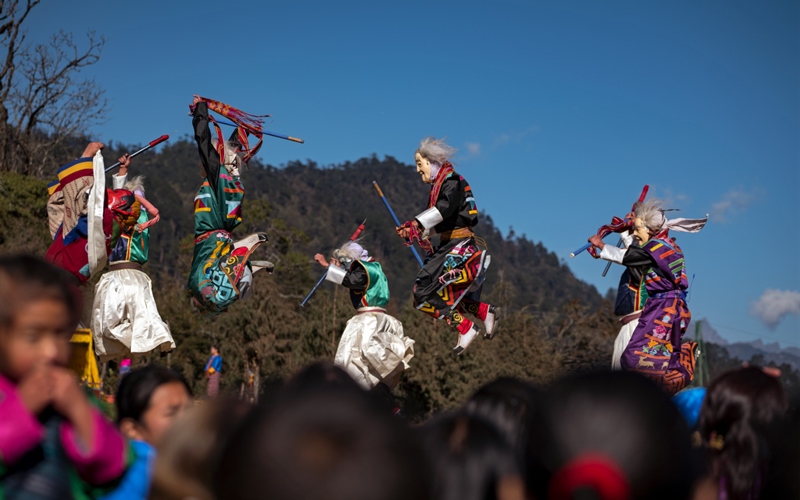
[332,241,370,267]
[633,200,708,245]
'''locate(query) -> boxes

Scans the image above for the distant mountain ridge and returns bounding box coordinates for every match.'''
[690,319,800,370]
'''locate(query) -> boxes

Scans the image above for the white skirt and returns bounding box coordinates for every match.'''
[91,268,175,361]
[611,319,638,370]
[334,309,415,390]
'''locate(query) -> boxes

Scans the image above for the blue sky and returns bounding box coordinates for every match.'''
[28,1,798,348]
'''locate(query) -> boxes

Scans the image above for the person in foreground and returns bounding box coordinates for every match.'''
[0,255,130,498]
[695,366,789,500]
[101,365,192,500]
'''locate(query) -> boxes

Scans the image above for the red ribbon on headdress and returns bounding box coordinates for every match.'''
[189,97,269,164]
[548,454,630,500]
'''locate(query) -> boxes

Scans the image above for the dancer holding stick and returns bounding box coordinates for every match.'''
[394,137,497,355]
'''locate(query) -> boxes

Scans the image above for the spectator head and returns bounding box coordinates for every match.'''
[417,411,526,500]
[151,397,251,500]
[210,345,219,356]
[286,359,365,394]
[698,366,788,500]
[216,382,430,500]
[535,370,696,500]
[116,364,193,448]
[0,255,80,382]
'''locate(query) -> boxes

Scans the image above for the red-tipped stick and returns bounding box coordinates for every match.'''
[104,135,170,173]
[301,220,368,307]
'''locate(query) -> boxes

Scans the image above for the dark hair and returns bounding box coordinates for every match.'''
[0,254,81,329]
[532,370,696,500]
[116,364,192,424]
[286,360,364,392]
[216,380,430,500]
[464,377,541,460]
[417,411,523,500]
[698,366,788,500]
[151,397,252,500]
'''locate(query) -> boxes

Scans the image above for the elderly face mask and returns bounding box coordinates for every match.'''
[633,217,653,245]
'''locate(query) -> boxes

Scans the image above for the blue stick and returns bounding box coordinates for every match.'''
[300,271,328,307]
[373,181,425,268]
[215,119,304,144]
[570,242,592,258]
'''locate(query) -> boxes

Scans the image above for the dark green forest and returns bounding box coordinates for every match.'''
[1,138,796,418]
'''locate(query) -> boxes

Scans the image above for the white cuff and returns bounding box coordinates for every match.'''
[600,245,626,264]
[416,207,443,230]
[112,173,127,190]
[621,230,634,249]
[325,265,346,285]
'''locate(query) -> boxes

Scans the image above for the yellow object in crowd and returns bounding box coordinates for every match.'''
[68,328,101,389]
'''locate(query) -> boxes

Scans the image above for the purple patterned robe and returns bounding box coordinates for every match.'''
[616,237,697,394]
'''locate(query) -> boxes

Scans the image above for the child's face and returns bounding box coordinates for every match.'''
[123,381,192,447]
[0,299,74,381]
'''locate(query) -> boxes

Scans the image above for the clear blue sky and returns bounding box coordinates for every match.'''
[28,1,799,348]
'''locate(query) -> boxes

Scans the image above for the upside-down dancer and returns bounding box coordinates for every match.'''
[314,241,414,414]
[396,137,496,355]
[588,199,707,395]
[187,95,273,315]
[91,161,175,361]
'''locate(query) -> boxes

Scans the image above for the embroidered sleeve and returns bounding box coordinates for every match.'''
[0,377,44,466]
[60,408,129,485]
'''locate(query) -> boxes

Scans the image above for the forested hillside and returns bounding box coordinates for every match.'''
[0,138,619,418]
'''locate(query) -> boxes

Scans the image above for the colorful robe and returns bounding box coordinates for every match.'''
[601,236,697,394]
[326,260,414,389]
[187,102,265,315]
[411,164,490,327]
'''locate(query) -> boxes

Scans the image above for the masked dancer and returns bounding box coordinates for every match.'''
[396,137,496,355]
[589,199,707,394]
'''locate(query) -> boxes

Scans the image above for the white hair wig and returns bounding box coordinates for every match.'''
[415,137,456,165]
[123,175,146,196]
[332,241,369,263]
[211,139,245,168]
[634,198,667,232]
